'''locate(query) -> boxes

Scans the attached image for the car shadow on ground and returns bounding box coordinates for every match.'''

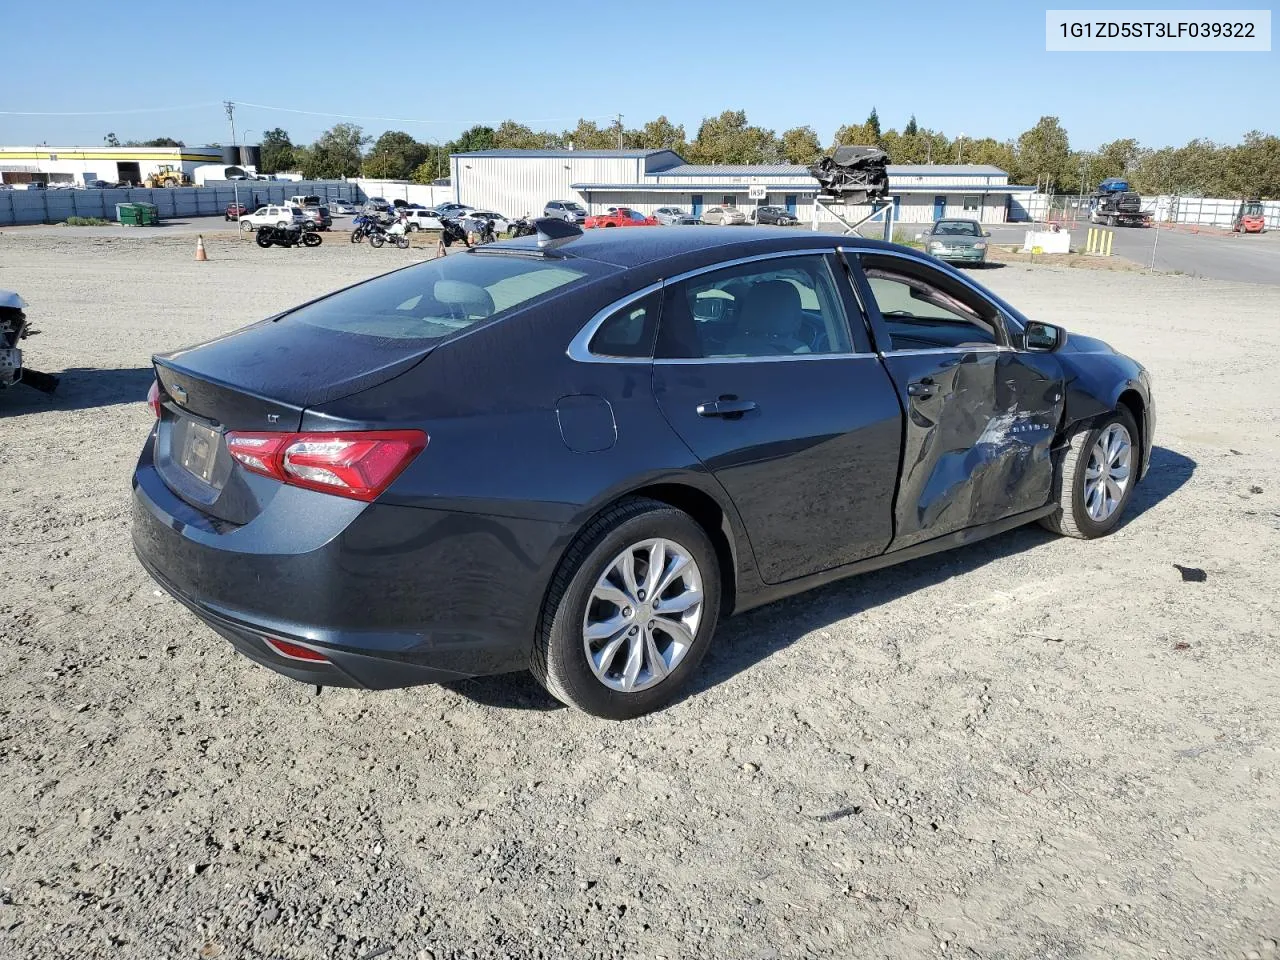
[678,444,1196,705]
[0,366,153,415]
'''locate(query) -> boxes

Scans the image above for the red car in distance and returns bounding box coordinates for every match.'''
[225,202,250,221]
[584,207,659,228]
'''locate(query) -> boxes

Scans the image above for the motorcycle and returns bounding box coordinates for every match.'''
[439,216,471,248]
[256,223,322,249]
[1,289,59,394]
[508,215,537,238]
[368,218,410,250]
[350,212,377,244]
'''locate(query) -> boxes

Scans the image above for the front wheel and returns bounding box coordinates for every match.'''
[255,231,273,248]
[395,235,409,249]
[531,498,721,720]
[240,220,254,232]
[369,233,385,248]
[351,228,364,243]
[302,232,322,247]
[1040,408,1140,539]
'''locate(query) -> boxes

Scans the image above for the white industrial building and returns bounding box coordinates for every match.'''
[450,149,1037,224]
[0,145,247,187]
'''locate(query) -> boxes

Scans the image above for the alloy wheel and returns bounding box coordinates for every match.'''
[1084,423,1132,521]
[582,538,703,693]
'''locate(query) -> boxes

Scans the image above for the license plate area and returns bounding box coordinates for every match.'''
[171,416,229,491]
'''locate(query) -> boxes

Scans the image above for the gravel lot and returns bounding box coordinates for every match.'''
[1,233,1277,960]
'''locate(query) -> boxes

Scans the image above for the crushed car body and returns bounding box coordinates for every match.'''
[808,146,891,203]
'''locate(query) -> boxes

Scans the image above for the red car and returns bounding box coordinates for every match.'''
[584,207,658,228]
[225,202,250,221]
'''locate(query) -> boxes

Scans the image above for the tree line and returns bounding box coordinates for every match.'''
[249,111,1279,198]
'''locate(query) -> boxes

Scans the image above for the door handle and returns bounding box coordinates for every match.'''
[907,378,935,399]
[696,398,758,418]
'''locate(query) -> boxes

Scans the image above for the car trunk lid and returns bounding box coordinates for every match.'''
[151,318,434,523]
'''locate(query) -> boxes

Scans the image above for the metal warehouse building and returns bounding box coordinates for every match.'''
[0,146,228,187]
[450,149,1036,224]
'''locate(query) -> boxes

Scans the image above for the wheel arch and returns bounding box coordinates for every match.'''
[1115,387,1147,475]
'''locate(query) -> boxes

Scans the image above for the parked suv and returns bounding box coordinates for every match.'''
[754,205,799,226]
[238,205,306,231]
[301,205,333,231]
[544,200,587,223]
[402,209,444,231]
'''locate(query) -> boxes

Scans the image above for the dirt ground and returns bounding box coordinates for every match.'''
[1,233,1278,960]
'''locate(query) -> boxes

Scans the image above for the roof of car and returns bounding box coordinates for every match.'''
[492,225,894,268]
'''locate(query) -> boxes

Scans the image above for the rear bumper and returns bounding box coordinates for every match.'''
[934,248,987,263]
[131,433,566,689]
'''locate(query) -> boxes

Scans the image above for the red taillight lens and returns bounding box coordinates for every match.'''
[226,430,427,502]
[147,380,162,418]
[263,636,330,663]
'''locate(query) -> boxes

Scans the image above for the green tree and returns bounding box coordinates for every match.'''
[903,115,919,137]
[1092,137,1141,182]
[780,126,822,165]
[301,123,369,179]
[1015,116,1072,191]
[491,121,543,150]
[259,128,295,174]
[1225,130,1280,197]
[361,130,427,179]
[634,115,687,152]
[450,125,497,153]
[104,132,119,147]
[866,107,881,141]
[831,121,877,148]
[125,137,185,147]
[562,119,614,150]
[688,110,780,165]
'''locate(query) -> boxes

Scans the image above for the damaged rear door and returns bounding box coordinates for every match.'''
[849,252,1064,550]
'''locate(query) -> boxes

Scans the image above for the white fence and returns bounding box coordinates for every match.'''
[0,180,361,226]
[350,179,453,208]
[1013,192,1276,229]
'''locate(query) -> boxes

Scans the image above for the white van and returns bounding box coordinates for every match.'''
[401,209,444,232]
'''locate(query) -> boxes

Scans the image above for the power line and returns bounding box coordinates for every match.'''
[0,102,221,117]
[231,100,616,127]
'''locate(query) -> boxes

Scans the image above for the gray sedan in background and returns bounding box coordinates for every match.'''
[918,219,991,265]
[700,205,747,226]
[653,206,700,225]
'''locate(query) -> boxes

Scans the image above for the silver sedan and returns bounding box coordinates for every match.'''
[700,205,747,226]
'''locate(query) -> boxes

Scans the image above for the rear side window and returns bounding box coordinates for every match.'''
[588,291,661,358]
[286,254,607,343]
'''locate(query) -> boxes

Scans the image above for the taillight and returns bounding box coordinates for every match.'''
[225,430,427,502]
[147,380,162,418]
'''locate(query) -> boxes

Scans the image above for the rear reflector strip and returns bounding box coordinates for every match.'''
[263,636,331,663]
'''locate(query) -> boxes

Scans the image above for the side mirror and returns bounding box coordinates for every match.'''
[1024,321,1064,352]
[983,230,992,237]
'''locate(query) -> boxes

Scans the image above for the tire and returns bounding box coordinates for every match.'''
[531,498,721,720]
[369,234,385,248]
[240,220,254,232]
[395,235,409,249]
[442,234,453,247]
[408,223,419,232]
[351,229,364,244]
[277,220,289,228]
[302,232,322,247]
[1040,407,1140,539]
[255,231,272,248]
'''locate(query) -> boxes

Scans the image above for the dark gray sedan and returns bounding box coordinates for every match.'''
[920,218,991,265]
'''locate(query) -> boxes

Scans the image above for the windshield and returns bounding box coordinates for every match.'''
[284,253,604,342]
[933,220,980,237]
[565,202,586,212]
[1243,202,1264,215]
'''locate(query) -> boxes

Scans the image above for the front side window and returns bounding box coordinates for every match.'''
[657,255,854,360]
[627,210,647,222]
[858,254,1002,350]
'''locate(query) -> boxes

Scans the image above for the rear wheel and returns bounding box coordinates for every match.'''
[395,235,409,249]
[255,230,272,248]
[1040,408,1139,539]
[531,498,721,720]
[302,232,322,247]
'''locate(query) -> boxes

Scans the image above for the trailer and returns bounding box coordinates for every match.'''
[1088,178,1151,227]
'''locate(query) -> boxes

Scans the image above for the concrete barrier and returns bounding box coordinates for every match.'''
[1022,229,1071,254]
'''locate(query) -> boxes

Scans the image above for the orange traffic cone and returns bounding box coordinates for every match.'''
[194,235,208,262]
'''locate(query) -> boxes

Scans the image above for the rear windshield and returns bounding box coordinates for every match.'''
[284,253,608,342]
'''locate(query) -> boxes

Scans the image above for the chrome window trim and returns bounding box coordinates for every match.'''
[880,346,1013,357]
[840,245,1027,342]
[654,352,879,366]
[566,246,846,364]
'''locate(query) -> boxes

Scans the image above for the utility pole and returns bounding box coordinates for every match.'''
[224,100,237,146]
[615,113,623,150]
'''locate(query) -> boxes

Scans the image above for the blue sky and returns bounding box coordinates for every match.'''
[1,0,1274,151]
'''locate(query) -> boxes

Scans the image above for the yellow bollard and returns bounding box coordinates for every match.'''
[1104,231,1113,257]
[1086,228,1096,254]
